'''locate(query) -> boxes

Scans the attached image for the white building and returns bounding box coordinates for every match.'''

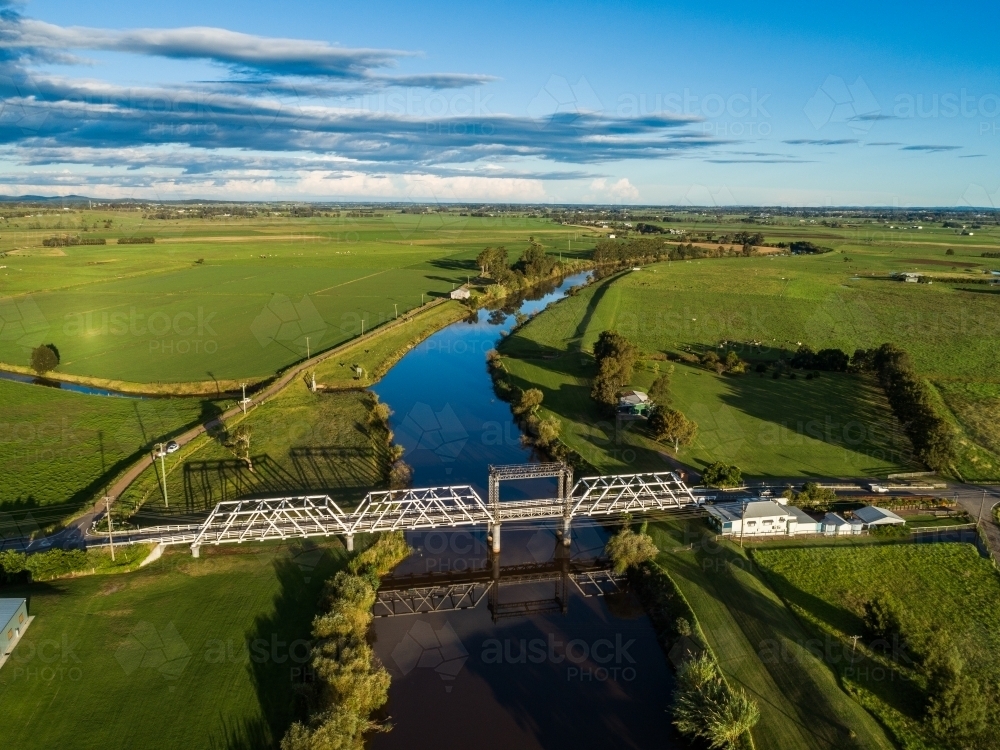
[706,500,821,537]
[822,512,863,536]
[449,288,471,300]
[852,506,905,528]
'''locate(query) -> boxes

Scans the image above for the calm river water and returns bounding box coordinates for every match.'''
[370,274,679,749]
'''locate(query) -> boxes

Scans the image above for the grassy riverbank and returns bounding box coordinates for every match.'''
[0,541,348,750]
[648,517,895,750]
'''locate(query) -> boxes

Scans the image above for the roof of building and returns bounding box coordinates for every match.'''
[786,506,819,524]
[853,506,905,525]
[822,512,849,526]
[0,598,25,626]
[618,390,649,405]
[743,500,789,519]
[707,500,789,522]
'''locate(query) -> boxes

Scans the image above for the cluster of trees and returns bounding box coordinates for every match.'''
[486,351,581,468]
[789,241,834,255]
[117,236,156,244]
[591,331,639,409]
[781,481,836,508]
[700,350,748,375]
[42,235,106,247]
[701,462,742,488]
[367,395,412,489]
[476,238,558,288]
[673,653,761,749]
[592,238,753,268]
[851,344,956,472]
[282,532,410,750]
[604,517,659,575]
[789,345,849,372]
[981,251,1000,258]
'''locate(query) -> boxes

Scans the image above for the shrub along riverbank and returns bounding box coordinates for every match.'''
[281,531,410,750]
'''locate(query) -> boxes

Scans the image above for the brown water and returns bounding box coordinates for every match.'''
[369,274,681,749]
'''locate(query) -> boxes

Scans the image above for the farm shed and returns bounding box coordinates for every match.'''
[853,505,906,528]
[449,288,471,300]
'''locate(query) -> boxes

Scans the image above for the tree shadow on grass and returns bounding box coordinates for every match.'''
[213,542,347,750]
[660,521,903,749]
[714,370,918,477]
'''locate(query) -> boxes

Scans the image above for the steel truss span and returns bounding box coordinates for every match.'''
[122,468,700,555]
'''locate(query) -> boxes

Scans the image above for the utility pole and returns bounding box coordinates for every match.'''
[155,443,168,508]
[740,499,747,548]
[394,303,398,319]
[239,382,251,414]
[306,336,310,359]
[105,496,115,562]
[849,634,861,660]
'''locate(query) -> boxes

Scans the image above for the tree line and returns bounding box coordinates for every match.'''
[851,344,956,473]
[281,532,410,750]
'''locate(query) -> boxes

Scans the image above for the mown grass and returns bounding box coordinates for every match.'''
[0,541,347,750]
[118,384,386,522]
[118,297,473,521]
[501,333,914,477]
[648,517,894,750]
[0,213,595,383]
[0,378,225,520]
[752,543,1000,749]
[499,238,1000,478]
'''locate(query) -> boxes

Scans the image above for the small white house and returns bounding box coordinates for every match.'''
[822,512,863,536]
[450,288,471,300]
[706,500,820,537]
[852,506,905,528]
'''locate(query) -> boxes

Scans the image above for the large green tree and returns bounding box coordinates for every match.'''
[30,344,59,375]
[590,331,639,408]
[649,408,698,452]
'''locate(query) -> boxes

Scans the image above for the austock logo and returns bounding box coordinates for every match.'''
[0,294,50,350]
[250,293,327,355]
[391,620,469,692]
[115,621,192,682]
[396,402,469,463]
[804,75,880,133]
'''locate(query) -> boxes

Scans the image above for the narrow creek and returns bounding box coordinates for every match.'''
[370,273,680,749]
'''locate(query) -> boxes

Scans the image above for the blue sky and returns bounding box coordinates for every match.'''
[1,0,998,205]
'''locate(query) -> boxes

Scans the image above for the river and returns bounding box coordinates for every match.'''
[370,273,679,749]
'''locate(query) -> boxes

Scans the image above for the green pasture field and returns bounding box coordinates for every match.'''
[498,229,1000,477]
[753,543,1000,748]
[0,541,347,750]
[118,297,475,522]
[0,212,595,383]
[648,518,894,750]
[117,384,385,522]
[502,352,914,477]
[0,378,225,521]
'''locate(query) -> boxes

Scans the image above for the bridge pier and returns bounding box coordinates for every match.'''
[345,534,354,552]
[191,544,200,558]
[491,522,501,554]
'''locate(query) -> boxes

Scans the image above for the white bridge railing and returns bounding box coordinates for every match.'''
[117,469,700,556]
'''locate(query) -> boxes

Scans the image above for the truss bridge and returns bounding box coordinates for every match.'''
[117,465,701,557]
